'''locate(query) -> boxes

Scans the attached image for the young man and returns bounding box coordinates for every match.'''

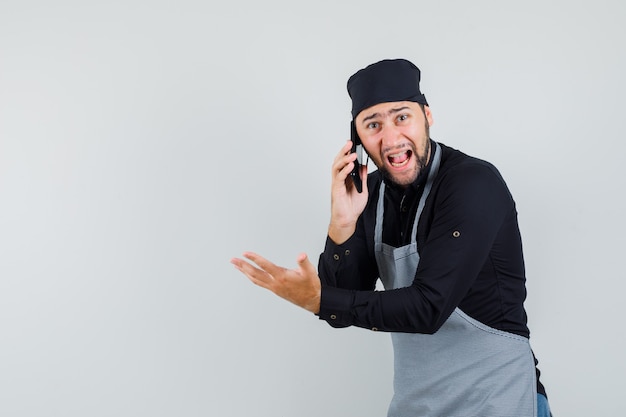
[232,58,552,416]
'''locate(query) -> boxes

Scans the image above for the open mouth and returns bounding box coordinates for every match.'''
[387,149,412,169]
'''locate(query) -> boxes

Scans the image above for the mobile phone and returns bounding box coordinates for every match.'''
[350,120,366,193]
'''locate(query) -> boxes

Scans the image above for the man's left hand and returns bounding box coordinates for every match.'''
[230,252,321,314]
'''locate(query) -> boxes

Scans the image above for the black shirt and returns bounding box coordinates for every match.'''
[317,140,529,337]
[316,140,548,396]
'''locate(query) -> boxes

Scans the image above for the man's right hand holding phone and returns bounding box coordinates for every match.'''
[328,140,369,245]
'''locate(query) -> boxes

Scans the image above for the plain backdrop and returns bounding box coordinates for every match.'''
[1,1,625,416]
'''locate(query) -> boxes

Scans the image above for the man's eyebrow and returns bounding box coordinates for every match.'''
[361,106,411,123]
[362,112,380,123]
[389,106,410,114]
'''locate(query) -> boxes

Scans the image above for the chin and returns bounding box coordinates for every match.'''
[384,168,419,188]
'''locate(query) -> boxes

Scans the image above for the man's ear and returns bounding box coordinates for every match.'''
[424,105,434,127]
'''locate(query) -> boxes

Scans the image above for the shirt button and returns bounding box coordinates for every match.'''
[452,231,460,238]
[371,327,378,331]
[330,314,337,320]
[333,254,340,261]
[344,249,350,256]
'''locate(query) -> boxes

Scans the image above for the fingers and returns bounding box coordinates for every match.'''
[242,251,283,277]
[230,253,275,290]
[335,139,353,160]
[232,251,309,284]
[332,141,357,180]
[231,251,293,288]
[296,252,316,276]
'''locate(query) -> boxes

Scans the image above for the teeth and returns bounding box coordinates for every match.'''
[388,150,410,167]
[391,159,409,167]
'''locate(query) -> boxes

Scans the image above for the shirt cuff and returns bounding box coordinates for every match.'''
[317,286,355,327]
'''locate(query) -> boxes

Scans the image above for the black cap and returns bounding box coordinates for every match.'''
[347,58,428,119]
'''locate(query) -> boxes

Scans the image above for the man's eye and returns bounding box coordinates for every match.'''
[398,114,408,121]
[367,122,379,129]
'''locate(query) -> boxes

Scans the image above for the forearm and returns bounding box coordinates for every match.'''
[318,265,476,333]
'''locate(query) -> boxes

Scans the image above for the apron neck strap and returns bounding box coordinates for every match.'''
[374,142,442,245]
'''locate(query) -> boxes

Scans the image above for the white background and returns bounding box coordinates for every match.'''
[1,1,624,416]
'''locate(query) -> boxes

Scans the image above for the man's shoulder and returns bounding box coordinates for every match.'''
[438,142,502,180]
[436,142,510,196]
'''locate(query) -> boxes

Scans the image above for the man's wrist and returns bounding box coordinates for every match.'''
[307,290,321,315]
[328,223,356,245]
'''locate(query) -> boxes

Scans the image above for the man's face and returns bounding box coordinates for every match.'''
[355,101,434,188]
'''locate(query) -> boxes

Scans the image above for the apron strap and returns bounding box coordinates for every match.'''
[410,142,442,242]
[374,142,442,246]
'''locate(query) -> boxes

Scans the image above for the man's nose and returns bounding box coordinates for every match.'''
[381,124,403,149]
